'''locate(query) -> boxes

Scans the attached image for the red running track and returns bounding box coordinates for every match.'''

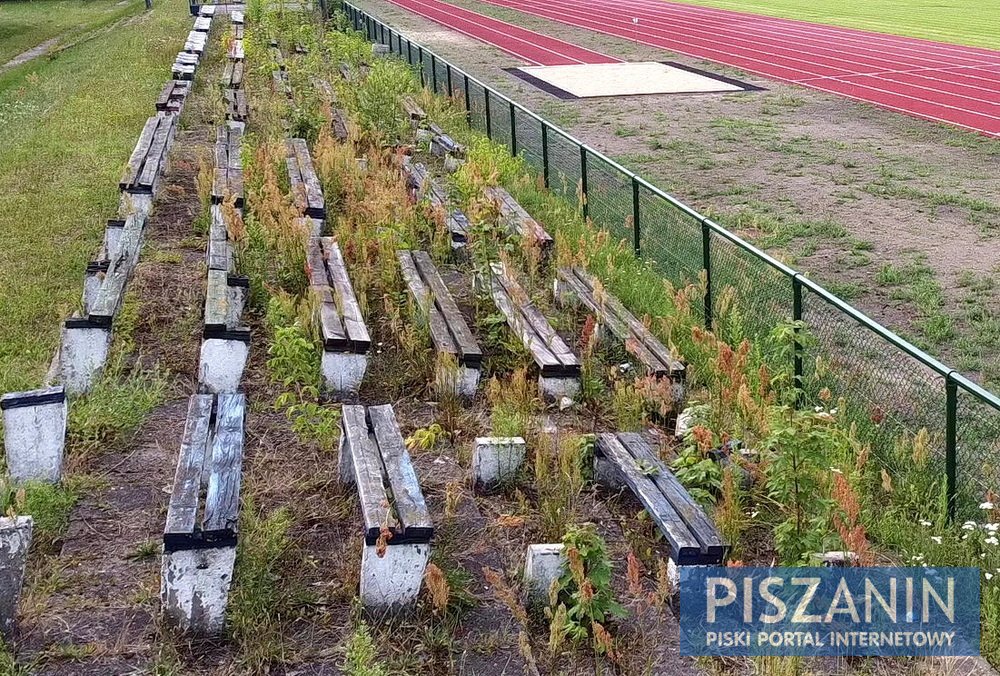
[389,0,1000,136]
[385,0,615,65]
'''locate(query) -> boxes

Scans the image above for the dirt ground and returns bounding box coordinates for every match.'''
[355,0,1000,389]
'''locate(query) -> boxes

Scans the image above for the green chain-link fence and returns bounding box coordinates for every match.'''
[345,2,1000,521]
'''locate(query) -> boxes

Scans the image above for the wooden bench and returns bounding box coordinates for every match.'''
[223,88,248,122]
[308,238,370,393]
[120,114,177,194]
[402,162,470,252]
[398,250,481,396]
[339,404,433,608]
[228,39,244,61]
[556,267,686,388]
[198,4,216,16]
[161,393,246,635]
[172,52,198,80]
[286,138,325,219]
[87,213,146,326]
[207,205,233,272]
[594,432,727,568]
[219,60,244,89]
[272,69,292,99]
[184,30,208,55]
[429,123,465,158]
[203,269,250,342]
[233,23,244,40]
[193,15,212,32]
[487,262,580,400]
[155,80,190,113]
[484,187,554,253]
[212,125,244,208]
[294,41,308,55]
[231,9,243,23]
[402,95,426,126]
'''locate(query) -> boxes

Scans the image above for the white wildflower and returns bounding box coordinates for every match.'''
[981,502,995,510]
[987,573,994,580]
[814,406,823,412]
[988,537,999,546]
[962,522,977,530]
[930,536,942,544]
[985,523,999,533]
[919,520,932,527]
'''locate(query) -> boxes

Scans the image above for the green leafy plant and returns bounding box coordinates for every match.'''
[406,423,447,451]
[342,621,389,676]
[551,524,626,652]
[671,446,722,507]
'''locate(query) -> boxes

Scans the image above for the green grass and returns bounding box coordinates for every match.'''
[0,0,191,394]
[672,0,1000,49]
[0,0,146,65]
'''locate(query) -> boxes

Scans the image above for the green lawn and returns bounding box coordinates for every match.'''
[0,0,192,393]
[0,0,148,65]
[671,0,1000,50]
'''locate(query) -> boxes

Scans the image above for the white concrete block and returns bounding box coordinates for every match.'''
[359,542,429,608]
[198,339,249,393]
[810,551,858,568]
[524,543,565,601]
[82,271,102,315]
[321,351,367,395]
[1,387,67,483]
[372,43,390,56]
[443,156,465,174]
[435,363,480,398]
[674,406,695,440]
[0,516,32,640]
[59,322,111,395]
[161,546,236,635]
[538,374,580,402]
[473,437,526,486]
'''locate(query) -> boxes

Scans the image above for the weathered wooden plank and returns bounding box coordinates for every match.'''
[119,117,160,191]
[204,269,230,333]
[193,15,212,32]
[163,394,214,549]
[88,213,145,325]
[484,186,554,250]
[412,251,481,364]
[596,433,704,564]
[367,405,433,541]
[137,115,174,190]
[321,239,370,350]
[402,95,426,123]
[489,267,561,374]
[342,405,396,543]
[398,251,457,358]
[203,393,246,536]
[228,40,244,60]
[289,138,325,219]
[617,433,726,562]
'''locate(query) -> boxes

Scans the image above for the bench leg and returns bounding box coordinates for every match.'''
[538,375,580,402]
[199,339,249,393]
[321,352,367,395]
[2,395,66,484]
[160,546,236,636]
[59,325,111,395]
[0,516,32,641]
[473,436,526,487]
[359,542,429,609]
[592,455,627,492]
[434,362,479,399]
[524,543,565,603]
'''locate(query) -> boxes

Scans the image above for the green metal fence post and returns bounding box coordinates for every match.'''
[702,219,713,330]
[406,41,412,66]
[463,74,471,126]
[431,54,438,93]
[580,146,589,222]
[509,102,517,156]
[418,47,425,87]
[793,274,804,406]
[446,64,453,97]
[485,89,492,139]
[541,124,550,188]
[631,176,641,257]
[946,375,958,522]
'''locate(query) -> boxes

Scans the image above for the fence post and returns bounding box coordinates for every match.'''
[418,47,425,87]
[446,64,453,98]
[792,274,804,406]
[485,89,492,139]
[463,74,471,126]
[631,177,641,257]
[509,102,517,156]
[946,376,957,522]
[701,219,713,330]
[406,41,412,66]
[541,124,550,188]
[580,146,589,222]
[431,54,438,93]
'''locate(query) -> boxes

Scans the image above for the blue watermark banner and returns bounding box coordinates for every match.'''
[679,567,980,656]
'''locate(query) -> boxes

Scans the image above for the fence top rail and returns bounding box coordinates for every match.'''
[346,1,1000,414]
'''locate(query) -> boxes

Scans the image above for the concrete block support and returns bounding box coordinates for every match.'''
[0,516,32,640]
[59,321,111,395]
[593,455,626,492]
[1,387,67,483]
[160,546,236,635]
[198,339,249,393]
[473,437,526,486]
[524,543,565,601]
[434,363,480,399]
[321,352,368,395]
[359,542,429,609]
[538,375,580,403]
